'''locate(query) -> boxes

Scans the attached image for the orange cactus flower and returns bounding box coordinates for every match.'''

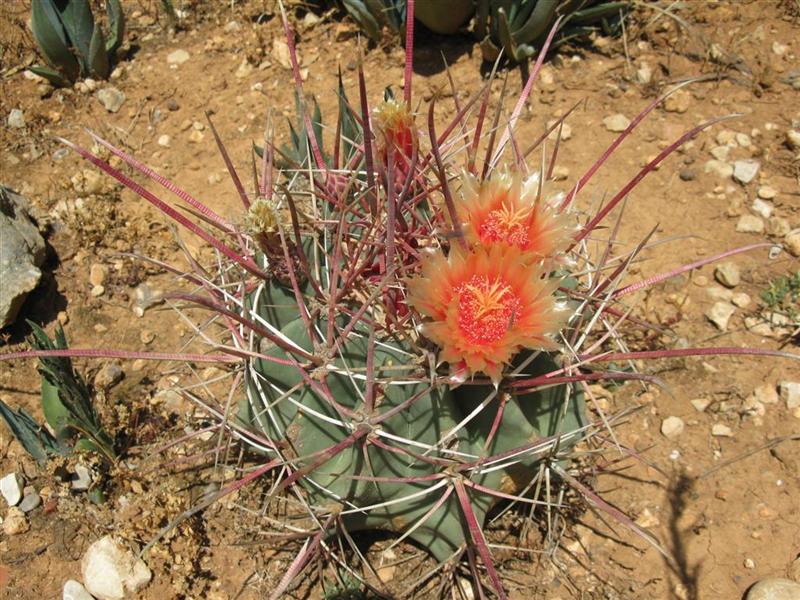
[407,244,564,382]
[457,171,570,261]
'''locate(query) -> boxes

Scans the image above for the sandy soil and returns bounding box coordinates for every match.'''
[1,1,799,598]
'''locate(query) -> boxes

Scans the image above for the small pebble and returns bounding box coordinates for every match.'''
[166,99,180,111]
[94,362,124,390]
[691,398,711,412]
[7,108,25,129]
[714,262,740,288]
[1,472,23,506]
[731,292,751,308]
[751,198,773,219]
[704,159,733,179]
[711,423,733,437]
[664,90,691,113]
[63,579,94,600]
[752,384,778,405]
[733,159,760,184]
[91,285,105,297]
[757,185,777,199]
[71,464,92,491]
[679,168,696,181]
[786,129,800,151]
[706,302,736,331]
[96,87,125,113]
[2,507,29,535]
[157,134,171,147]
[82,535,153,599]
[661,416,685,440]
[167,49,190,65]
[736,215,764,233]
[188,129,204,143]
[140,330,155,344]
[19,490,41,513]
[784,230,800,257]
[744,558,756,569]
[603,113,630,132]
[779,381,800,409]
[89,263,107,287]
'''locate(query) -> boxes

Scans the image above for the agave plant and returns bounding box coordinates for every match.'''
[30,0,125,86]
[3,2,797,598]
[475,0,631,62]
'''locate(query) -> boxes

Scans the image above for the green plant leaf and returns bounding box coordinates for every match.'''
[30,0,80,83]
[105,0,125,54]
[0,398,69,464]
[28,64,70,87]
[41,377,71,440]
[59,0,95,73]
[342,0,383,41]
[88,25,110,78]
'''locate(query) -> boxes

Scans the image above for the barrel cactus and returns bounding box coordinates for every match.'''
[8,5,795,599]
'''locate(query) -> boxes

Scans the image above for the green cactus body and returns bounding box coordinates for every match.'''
[241,272,586,560]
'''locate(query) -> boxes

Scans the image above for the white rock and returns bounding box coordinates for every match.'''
[731,292,751,308]
[779,381,800,409]
[167,49,190,65]
[716,129,738,146]
[751,198,773,219]
[714,262,740,288]
[784,230,800,257]
[97,87,125,113]
[706,301,735,331]
[661,416,685,440]
[752,384,778,405]
[772,41,788,56]
[82,536,152,600]
[735,132,752,147]
[710,145,731,161]
[63,579,94,600]
[157,134,170,147]
[7,108,25,129]
[1,472,23,506]
[603,113,630,132]
[711,423,733,437]
[757,185,777,199]
[745,578,800,600]
[736,215,764,233]
[691,398,711,412]
[704,159,733,179]
[733,159,760,184]
[786,129,800,151]
[71,464,93,491]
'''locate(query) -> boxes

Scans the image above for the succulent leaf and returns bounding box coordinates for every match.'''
[88,25,110,79]
[31,0,80,83]
[105,0,125,54]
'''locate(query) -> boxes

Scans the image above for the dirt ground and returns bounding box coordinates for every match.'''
[1,1,799,599]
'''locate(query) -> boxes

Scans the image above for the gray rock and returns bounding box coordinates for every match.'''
[19,490,41,513]
[82,535,152,600]
[746,578,800,600]
[714,262,741,288]
[94,362,124,390]
[167,49,190,65]
[71,464,93,491]
[63,580,94,600]
[97,87,125,113]
[0,187,46,328]
[779,381,800,409]
[603,113,630,132]
[1,472,23,506]
[7,108,25,129]
[733,159,760,184]
[706,301,736,331]
[704,159,733,179]
[679,168,696,181]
